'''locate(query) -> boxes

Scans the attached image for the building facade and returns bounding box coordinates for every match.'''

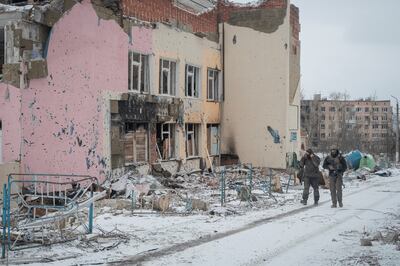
[0,0,300,183]
[301,94,394,155]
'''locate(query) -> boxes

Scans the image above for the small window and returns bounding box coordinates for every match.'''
[185,64,200,98]
[372,124,379,129]
[320,124,325,129]
[381,124,388,129]
[356,107,362,112]
[321,115,325,120]
[185,123,199,157]
[372,107,379,112]
[382,116,387,121]
[373,116,379,121]
[382,107,388,112]
[365,107,369,112]
[321,107,325,112]
[320,133,325,139]
[128,51,150,93]
[329,107,336,112]
[159,59,177,96]
[207,69,219,101]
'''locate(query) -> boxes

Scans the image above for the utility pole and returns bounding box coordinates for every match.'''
[391,96,399,163]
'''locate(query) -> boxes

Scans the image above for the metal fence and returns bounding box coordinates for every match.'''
[1,173,103,258]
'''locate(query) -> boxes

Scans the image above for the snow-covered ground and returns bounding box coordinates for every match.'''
[4,168,400,265]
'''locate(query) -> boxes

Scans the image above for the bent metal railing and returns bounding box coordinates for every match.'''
[1,173,104,258]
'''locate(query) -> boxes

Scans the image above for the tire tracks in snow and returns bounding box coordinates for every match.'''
[245,182,396,266]
[111,180,388,265]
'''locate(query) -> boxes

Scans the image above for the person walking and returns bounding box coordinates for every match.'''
[299,149,321,205]
[323,149,347,208]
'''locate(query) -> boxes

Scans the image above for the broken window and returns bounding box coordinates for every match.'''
[128,51,149,93]
[124,123,148,164]
[185,64,200,98]
[159,58,176,96]
[207,124,219,156]
[0,27,4,77]
[185,123,199,157]
[156,123,175,160]
[207,69,219,101]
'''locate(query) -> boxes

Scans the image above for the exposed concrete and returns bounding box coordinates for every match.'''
[2,64,20,88]
[27,59,48,79]
[228,5,287,34]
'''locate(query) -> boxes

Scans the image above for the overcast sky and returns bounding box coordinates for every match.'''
[232,0,400,102]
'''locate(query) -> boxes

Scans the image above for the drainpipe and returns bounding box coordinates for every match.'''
[391,95,399,163]
[218,22,225,166]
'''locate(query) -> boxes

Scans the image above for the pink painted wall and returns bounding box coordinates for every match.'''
[19,0,153,182]
[0,84,21,163]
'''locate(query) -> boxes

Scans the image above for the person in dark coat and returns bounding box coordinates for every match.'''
[323,149,348,208]
[299,149,321,205]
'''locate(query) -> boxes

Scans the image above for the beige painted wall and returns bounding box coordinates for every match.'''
[152,23,222,161]
[221,4,299,169]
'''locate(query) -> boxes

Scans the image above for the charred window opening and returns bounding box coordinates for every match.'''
[159,58,176,96]
[207,68,219,101]
[0,27,4,77]
[207,124,219,156]
[128,51,149,93]
[156,123,175,160]
[185,123,199,157]
[124,122,148,164]
[185,64,200,98]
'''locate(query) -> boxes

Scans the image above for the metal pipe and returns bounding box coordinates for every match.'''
[391,95,399,163]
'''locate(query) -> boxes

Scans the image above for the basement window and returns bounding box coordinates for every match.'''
[156,123,175,160]
[159,59,176,96]
[185,64,200,98]
[207,124,219,156]
[185,123,199,157]
[128,51,149,93]
[207,69,219,101]
[124,123,148,164]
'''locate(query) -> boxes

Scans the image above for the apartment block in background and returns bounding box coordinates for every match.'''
[301,94,394,155]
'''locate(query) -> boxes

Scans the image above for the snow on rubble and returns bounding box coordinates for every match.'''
[1,164,400,265]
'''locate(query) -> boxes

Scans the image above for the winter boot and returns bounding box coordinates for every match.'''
[314,196,319,206]
[331,204,337,208]
[339,202,343,208]
[300,199,307,205]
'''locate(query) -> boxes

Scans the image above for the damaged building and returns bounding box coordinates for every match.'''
[0,0,301,183]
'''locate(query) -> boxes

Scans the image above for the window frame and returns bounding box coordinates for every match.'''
[185,123,199,157]
[185,64,200,98]
[159,58,177,96]
[128,51,150,93]
[207,68,219,101]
